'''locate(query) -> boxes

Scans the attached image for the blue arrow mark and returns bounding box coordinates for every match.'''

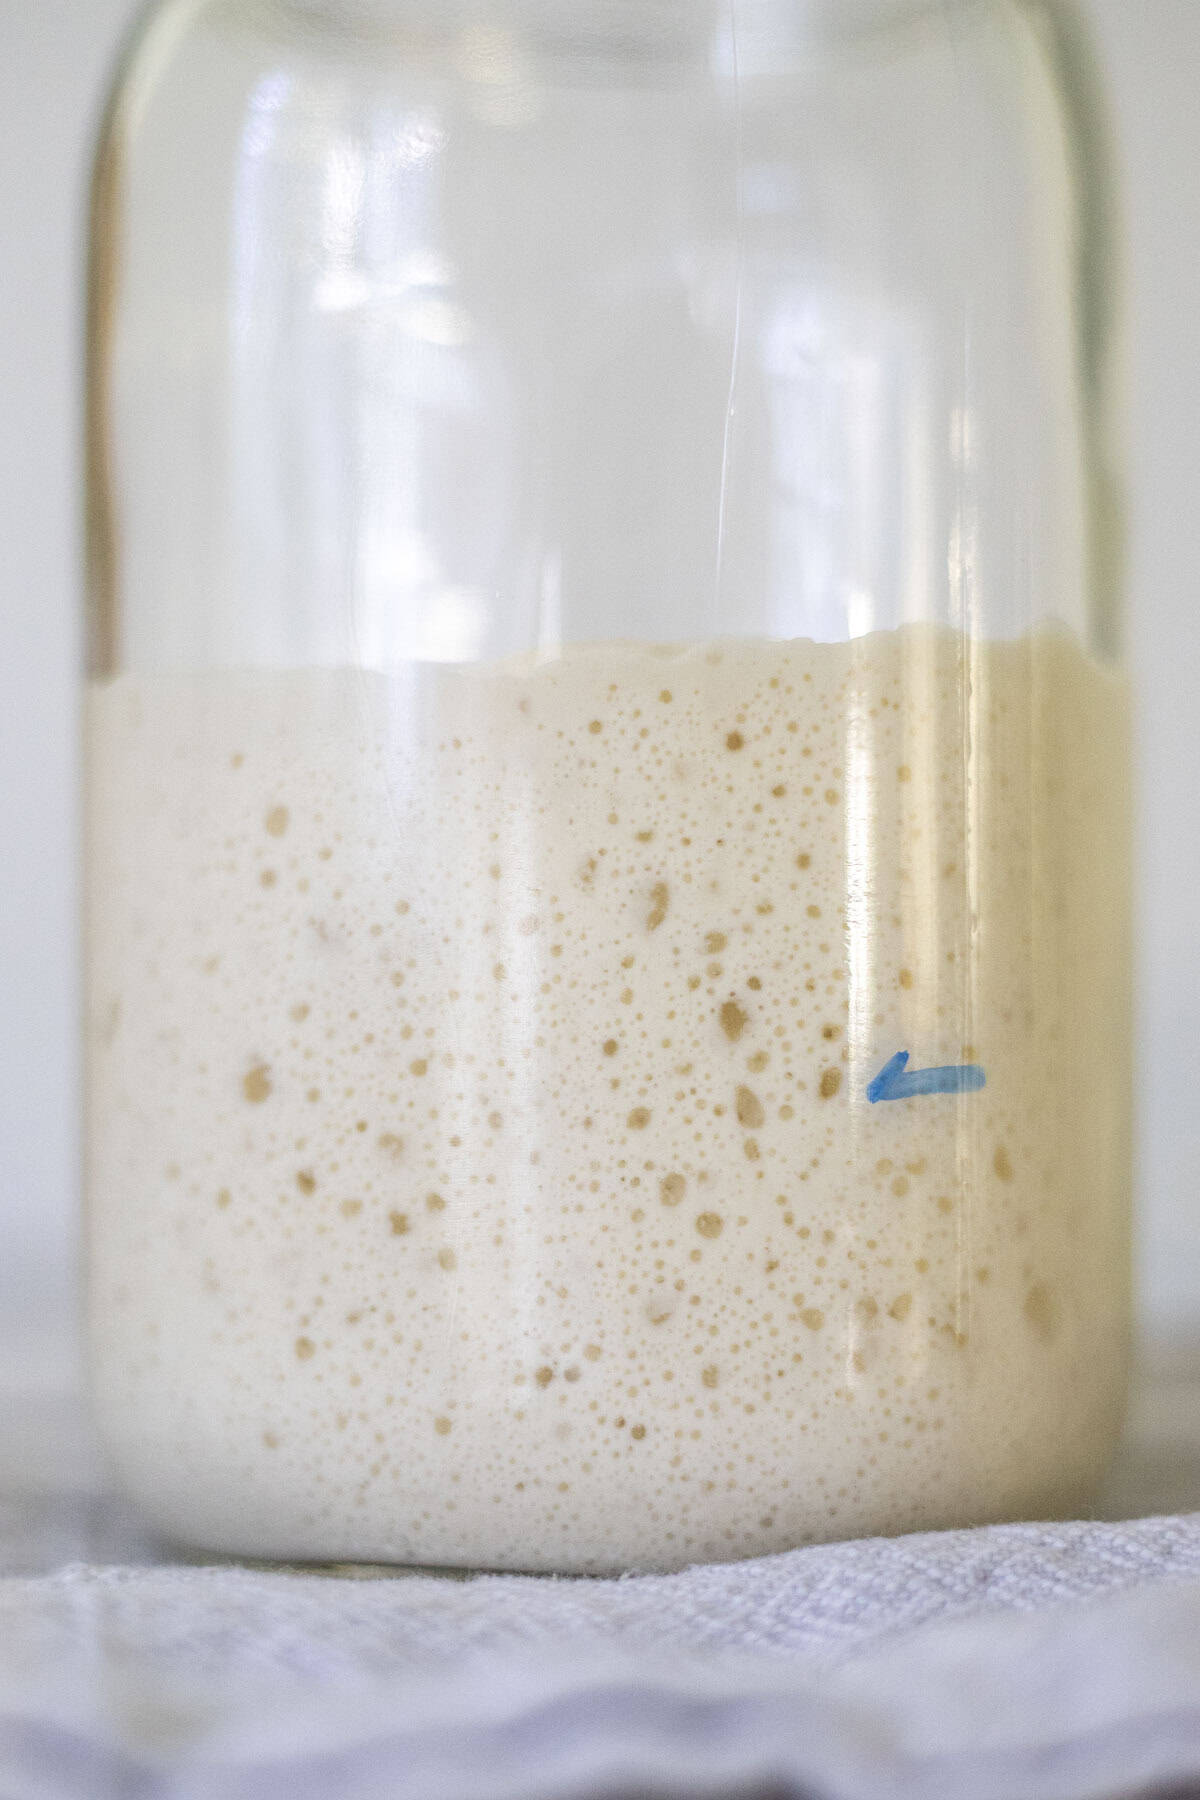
[866,1051,986,1104]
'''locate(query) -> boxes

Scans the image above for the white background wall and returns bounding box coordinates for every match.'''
[1,0,1198,1387]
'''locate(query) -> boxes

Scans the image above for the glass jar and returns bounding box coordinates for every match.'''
[85,0,1131,1573]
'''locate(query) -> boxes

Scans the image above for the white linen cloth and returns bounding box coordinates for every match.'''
[0,1357,1199,1800]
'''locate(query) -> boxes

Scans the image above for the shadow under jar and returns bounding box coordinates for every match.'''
[85,0,1132,1572]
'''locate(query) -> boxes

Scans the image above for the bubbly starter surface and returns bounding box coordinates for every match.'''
[86,627,1130,1570]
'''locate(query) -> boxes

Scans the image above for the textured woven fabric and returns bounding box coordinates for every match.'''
[3,1512,1200,1799]
[2,1369,1200,1800]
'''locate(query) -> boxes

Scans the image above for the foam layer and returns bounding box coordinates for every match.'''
[85,626,1131,1571]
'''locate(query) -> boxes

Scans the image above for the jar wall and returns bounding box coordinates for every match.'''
[90,0,1119,670]
[85,0,1130,1571]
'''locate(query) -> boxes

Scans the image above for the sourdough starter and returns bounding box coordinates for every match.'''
[86,625,1130,1570]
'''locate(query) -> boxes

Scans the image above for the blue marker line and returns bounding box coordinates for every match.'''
[867,1051,986,1104]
